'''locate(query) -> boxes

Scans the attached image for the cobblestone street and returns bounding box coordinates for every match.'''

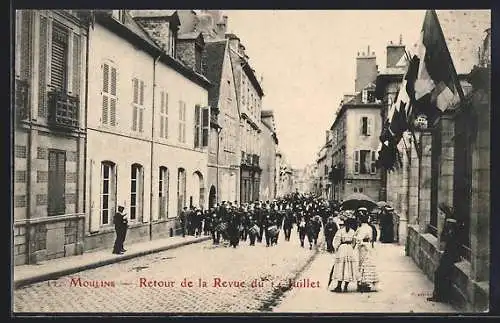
[14,232,320,313]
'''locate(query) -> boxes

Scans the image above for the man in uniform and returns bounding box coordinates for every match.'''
[113,205,128,254]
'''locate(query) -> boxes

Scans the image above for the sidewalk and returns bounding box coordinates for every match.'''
[273,242,457,313]
[13,235,210,289]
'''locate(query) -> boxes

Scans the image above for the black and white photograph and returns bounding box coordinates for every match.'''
[11,8,492,314]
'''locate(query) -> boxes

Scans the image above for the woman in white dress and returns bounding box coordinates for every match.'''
[355,211,379,292]
[330,217,358,292]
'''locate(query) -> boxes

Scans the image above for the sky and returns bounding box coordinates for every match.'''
[222,10,426,169]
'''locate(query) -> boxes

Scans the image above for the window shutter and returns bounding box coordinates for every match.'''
[132,106,138,131]
[139,80,144,106]
[110,98,116,126]
[139,108,144,132]
[110,67,117,96]
[194,105,200,147]
[367,117,372,136]
[102,96,109,124]
[72,33,81,95]
[160,113,164,138]
[133,78,138,104]
[141,168,147,223]
[102,64,109,94]
[20,11,33,81]
[360,117,364,135]
[38,15,48,117]
[160,91,164,114]
[51,24,68,90]
[354,151,359,174]
[371,151,377,174]
[202,107,209,146]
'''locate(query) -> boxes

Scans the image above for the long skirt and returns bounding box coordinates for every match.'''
[357,243,378,288]
[332,244,358,282]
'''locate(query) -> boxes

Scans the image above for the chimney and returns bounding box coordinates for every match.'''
[386,35,406,69]
[216,15,228,40]
[354,45,377,92]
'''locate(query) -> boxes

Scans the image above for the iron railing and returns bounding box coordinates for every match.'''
[47,90,79,129]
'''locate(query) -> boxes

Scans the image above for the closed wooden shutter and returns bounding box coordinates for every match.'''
[354,151,359,174]
[133,78,138,104]
[20,11,33,81]
[194,105,200,147]
[51,24,68,90]
[38,15,48,117]
[202,107,209,146]
[367,117,372,136]
[139,108,144,132]
[72,33,80,95]
[102,63,109,124]
[139,80,144,105]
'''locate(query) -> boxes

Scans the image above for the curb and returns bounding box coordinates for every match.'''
[14,236,211,289]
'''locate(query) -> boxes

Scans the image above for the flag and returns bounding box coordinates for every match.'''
[376,10,463,170]
[413,10,463,118]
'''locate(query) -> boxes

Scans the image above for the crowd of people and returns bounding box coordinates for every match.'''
[173,192,399,293]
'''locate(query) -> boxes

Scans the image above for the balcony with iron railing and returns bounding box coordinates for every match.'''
[47,89,79,129]
[15,79,29,121]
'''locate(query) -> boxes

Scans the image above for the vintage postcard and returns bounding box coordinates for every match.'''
[12,9,491,315]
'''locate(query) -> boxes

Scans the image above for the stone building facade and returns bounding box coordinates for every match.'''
[379,10,491,311]
[226,34,265,203]
[83,10,210,251]
[260,110,278,201]
[328,48,383,202]
[14,10,88,265]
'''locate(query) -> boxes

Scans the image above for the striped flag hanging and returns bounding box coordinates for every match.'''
[376,10,464,170]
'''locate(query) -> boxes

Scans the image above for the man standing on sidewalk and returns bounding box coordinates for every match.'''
[113,206,128,254]
[179,207,188,237]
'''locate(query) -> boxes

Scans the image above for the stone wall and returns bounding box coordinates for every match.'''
[14,214,85,265]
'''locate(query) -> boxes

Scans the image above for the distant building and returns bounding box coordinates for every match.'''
[260,110,278,201]
[329,47,383,202]
[226,34,265,203]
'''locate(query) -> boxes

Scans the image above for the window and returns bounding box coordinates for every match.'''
[100,161,116,225]
[359,187,363,193]
[368,90,376,103]
[354,187,358,193]
[362,90,368,103]
[130,164,144,221]
[101,62,117,126]
[354,151,359,174]
[159,91,168,138]
[159,166,169,219]
[48,150,66,215]
[178,101,186,143]
[324,165,328,176]
[132,78,145,132]
[370,151,377,174]
[51,23,69,91]
[241,78,246,106]
[361,117,371,136]
[360,150,370,174]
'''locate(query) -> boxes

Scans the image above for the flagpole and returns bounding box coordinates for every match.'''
[430,9,465,102]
